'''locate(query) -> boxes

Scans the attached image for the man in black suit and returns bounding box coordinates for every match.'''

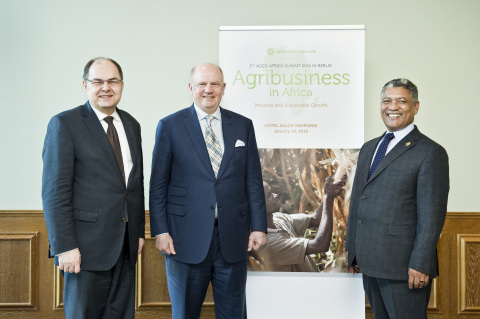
[346,78,449,319]
[42,57,145,319]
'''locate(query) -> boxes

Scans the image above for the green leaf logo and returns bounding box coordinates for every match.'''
[267,48,275,56]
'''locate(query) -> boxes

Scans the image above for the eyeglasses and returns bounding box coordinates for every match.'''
[86,79,123,87]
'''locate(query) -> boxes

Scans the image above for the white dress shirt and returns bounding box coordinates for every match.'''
[57,106,133,256]
[194,104,225,153]
[91,106,133,186]
[371,123,415,166]
[194,104,224,219]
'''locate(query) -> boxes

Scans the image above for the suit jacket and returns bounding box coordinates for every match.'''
[346,126,449,280]
[42,102,145,271]
[149,104,267,264]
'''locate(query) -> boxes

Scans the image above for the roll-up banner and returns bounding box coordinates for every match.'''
[220,25,365,318]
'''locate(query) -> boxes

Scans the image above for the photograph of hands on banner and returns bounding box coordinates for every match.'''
[249,148,359,273]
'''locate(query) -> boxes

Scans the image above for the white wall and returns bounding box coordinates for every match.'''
[1,0,478,211]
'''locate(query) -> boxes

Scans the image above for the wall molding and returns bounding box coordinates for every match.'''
[0,232,38,310]
[1,210,479,318]
[457,234,480,314]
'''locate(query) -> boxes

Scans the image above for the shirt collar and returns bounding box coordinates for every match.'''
[90,104,120,123]
[193,103,222,122]
[386,123,415,141]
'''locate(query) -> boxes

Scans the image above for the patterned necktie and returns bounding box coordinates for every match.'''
[204,115,223,177]
[104,116,125,185]
[368,132,395,180]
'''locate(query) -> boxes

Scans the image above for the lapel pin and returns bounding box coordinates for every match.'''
[405,142,411,146]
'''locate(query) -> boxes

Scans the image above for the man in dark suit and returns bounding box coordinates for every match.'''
[149,63,267,319]
[346,78,449,319]
[42,57,145,319]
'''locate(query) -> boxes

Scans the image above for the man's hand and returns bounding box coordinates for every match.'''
[155,233,176,255]
[324,175,347,198]
[58,248,81,274]
[248,231,266,251]
[349,265,361,274]
[408,268,430,289]
[345,252,360,274]
[138,238,145,255]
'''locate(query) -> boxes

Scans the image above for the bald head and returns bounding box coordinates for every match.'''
[190,63,224,83]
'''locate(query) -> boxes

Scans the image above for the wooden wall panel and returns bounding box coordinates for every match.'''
[363,212,480,319]
[428,278,441,313]
[0,210,478,319]
[135,237,215,318]
[457,234,480,314]
[53,267,64,310]
[0,212,65,319]
[137,238,171,307]
[0,233,37,309]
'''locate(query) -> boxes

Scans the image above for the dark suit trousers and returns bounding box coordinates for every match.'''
[62,228,135,319]
[363,274,431,319]
[165,225,248,319]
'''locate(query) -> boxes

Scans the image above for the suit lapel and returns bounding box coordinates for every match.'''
[184,105,215,177]
[217,108,234,179]
[81,102,126,186]
[118,109,137,187]
[367,127,420,183]
[359,137,381,186]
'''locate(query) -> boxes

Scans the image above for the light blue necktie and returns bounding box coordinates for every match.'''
[368,133,395,180]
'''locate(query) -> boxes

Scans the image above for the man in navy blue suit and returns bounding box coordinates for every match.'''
[150,63,267,319]
[42,57,145,318]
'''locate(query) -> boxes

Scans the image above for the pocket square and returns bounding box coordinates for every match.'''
[235,140,245,147]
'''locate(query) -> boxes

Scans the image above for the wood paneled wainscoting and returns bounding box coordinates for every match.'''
[1,211,479,319]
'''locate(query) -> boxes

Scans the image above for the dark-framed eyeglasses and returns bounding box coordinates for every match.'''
[86,79,123,87]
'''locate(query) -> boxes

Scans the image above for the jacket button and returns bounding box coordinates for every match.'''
[121,217,127,222]
[361,196,366,200]
[210,206,215,210]
[357,220,362,225]
[215,182,220,186]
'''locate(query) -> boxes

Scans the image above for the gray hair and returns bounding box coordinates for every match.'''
[380,78,418,103]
